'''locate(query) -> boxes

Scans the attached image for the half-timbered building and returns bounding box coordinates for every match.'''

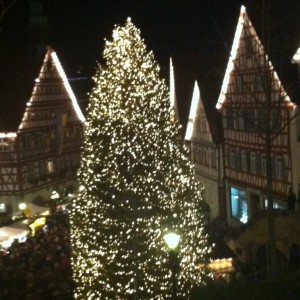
[185,81,224,219]
[0,48,85,215]
[216,5,296,224]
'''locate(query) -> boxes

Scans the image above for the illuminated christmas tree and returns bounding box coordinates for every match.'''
[70,18,212,299]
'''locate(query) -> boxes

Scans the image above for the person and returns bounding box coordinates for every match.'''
[289,243,300,272]
[287,187,296,211]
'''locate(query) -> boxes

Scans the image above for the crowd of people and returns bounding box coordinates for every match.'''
[0,211,73,300]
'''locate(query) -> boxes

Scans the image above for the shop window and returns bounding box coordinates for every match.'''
[230,187,248,223]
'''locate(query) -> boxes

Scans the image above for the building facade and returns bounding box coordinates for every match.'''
[185,6,299,227]
[185,82,225,220]
[0,48,85,215]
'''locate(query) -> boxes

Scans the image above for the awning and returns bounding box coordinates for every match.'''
[0,220,29,249]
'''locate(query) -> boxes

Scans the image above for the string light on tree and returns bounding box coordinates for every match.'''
[69,18,212,299]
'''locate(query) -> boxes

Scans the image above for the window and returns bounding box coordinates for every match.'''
[27,164,35,180]
[250,152,256,173]
[39,161,47,177]
[257,110,266,130]
[201,113,208,132]
[253,74,263,92]
[0,139,9,151]
[244,110,255,132]
[262,154,266,176]
[230,187,248,223]
[21,135,32,149]
[264,197,285,210]
[48,161,55,174]
[241,150,248,171]
[256,154,262,174]
[271,110,281,133]
[275,156,283,180]
[245,37,253,57]
[211,149,216,169]
[203,148,209,166]
[34,133,43,147]
[230,149,236,168]
[235,75,243,92]
[235,149,241,170]
[237,114,245,131]
[198,145,203,164]
[225,110,235,129]
[192,144,197,164]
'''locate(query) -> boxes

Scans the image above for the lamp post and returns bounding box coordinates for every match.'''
[19,202,27,218]
[164,232,180,300]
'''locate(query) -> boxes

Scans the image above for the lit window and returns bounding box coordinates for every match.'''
[230,187,248,223]
[48,161,54,174]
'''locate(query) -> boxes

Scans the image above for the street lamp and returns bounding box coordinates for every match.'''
[18,202,27,218]
[18,202,27,211]
[164,232,180,299]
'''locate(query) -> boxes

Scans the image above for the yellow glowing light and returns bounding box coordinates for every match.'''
[207,258,234,272]
[18,202,27,210]
[0,132,16,138]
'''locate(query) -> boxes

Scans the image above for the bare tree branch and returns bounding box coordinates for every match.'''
[0,0,17,22]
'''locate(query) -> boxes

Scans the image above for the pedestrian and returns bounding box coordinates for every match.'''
[289,243,300,272]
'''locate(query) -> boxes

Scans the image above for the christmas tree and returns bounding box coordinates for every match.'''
[69,18,212,299]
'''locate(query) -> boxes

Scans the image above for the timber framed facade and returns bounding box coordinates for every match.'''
[0,48,85,215]
[185,5,298,226]
[185,82,224,220]
[216,6,295,224]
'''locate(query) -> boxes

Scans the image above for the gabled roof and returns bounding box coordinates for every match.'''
[185,80,223,144]
[18,48,85,132]
[171,52,224,144]
[216,5,295,110]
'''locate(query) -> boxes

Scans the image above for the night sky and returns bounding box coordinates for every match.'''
[0,0,299,129]
[44,0,245,74]
[1,0,299,77]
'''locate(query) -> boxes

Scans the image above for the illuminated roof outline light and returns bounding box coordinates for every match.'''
[216,5,246,110]
[51,51,86,123]
[185,81,200,141]
[216,5,293,110]
[292,47,300,63]
[169,57,179,122]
